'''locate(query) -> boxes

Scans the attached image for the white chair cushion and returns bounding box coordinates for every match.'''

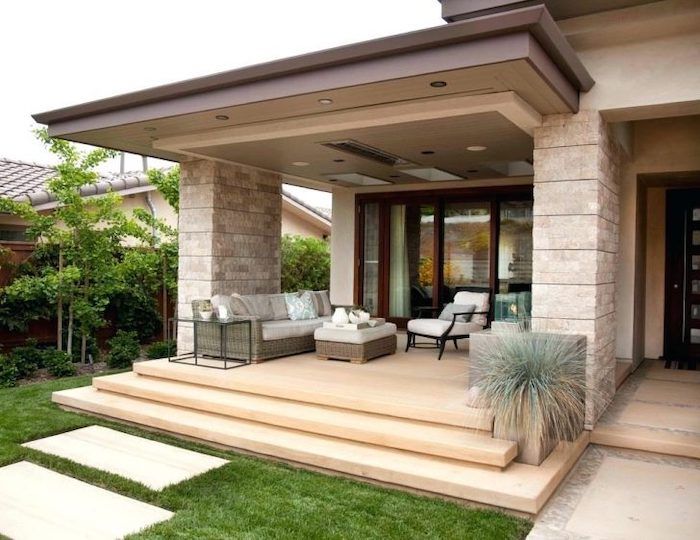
[453,291,490,326]
[407,318,483,338]
[314,323,397,344]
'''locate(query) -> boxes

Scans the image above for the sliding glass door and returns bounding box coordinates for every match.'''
[356,188,532,325]
[388,204,435,318]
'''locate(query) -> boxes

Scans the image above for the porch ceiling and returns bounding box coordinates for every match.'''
[35,6,593,188]
[184,110,533,186]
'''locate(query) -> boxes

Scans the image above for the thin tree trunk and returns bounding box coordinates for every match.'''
[67,302,73,355]
[81,334,87,364]
[57,249,63,351]
[162,254,167,340]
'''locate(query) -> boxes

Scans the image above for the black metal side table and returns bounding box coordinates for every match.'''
[168,316,252,369]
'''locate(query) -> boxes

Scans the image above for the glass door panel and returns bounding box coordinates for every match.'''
[442,202,490,302]
[389,204,435,318]
[498,201,533,293]
[361,203,380,315]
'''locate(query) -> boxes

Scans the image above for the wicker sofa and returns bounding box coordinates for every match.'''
[191,291,332,362]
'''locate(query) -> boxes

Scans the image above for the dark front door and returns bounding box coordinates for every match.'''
[664,188,700,369]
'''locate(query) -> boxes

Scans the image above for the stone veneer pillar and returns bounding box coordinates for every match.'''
[531,111,623,428]
[177,159,282,352]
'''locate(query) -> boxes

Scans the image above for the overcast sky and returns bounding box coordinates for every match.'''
[2,0,445,207]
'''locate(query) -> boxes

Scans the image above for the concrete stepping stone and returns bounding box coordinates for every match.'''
[23,425,228,490]
[0,461,172,540]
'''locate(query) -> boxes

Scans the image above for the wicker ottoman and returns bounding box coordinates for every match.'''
[314,323,397,364]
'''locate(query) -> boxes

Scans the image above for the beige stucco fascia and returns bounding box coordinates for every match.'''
[559,0,700,121]
[152,91,541,153]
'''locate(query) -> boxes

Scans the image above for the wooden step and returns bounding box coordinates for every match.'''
[53,386,588,514]
[592,424,700,460]
[93,372,516,467]
[133,359,492,430]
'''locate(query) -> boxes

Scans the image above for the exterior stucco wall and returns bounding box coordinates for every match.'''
[615,116,700,364]
[644,188,666,360]
[0,189,178,245]
[561,0,700,120]
[329,188,355,306]
[281,209,328,239]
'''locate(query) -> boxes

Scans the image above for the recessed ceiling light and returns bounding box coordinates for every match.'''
[421,150,435,155]
[291,161,310,167]
[143,127,156,132]
[318,98,334,105]
[430,81,447,88]
[467,145,487,152]
[333,158,345,163]
[215,115,229,120]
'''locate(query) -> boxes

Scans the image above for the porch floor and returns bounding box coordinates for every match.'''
[52,336,588,515]
[592,360,700,459]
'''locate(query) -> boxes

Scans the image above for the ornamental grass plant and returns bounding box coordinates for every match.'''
[474,329,587,450]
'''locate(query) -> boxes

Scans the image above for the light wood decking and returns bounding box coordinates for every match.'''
[53,343,589,515]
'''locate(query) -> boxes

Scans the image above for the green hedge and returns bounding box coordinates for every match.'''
[281,235,330,292]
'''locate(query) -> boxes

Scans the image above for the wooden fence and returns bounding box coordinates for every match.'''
[0,241,176,352]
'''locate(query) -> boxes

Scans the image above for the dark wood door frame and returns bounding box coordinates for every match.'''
[664,188,700,369]
[354,185,532,325]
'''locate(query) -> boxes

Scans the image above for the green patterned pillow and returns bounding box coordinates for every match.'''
[285,291,318,320]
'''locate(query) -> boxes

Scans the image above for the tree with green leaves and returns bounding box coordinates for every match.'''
[0,129,143,362]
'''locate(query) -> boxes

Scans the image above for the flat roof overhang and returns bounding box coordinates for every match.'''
[31,4,592,167]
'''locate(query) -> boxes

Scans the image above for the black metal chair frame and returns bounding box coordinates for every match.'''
[405,288,492,360]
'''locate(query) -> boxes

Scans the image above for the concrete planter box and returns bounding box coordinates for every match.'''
[469,329,586,465]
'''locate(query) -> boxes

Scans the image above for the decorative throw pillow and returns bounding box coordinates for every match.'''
[232,294,274,320]
[269,293,291,320]
[438,303,477,323]
[302,290,332,317]
[285,291,318,321]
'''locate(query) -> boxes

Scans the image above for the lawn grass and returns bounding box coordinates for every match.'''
[0,375,532,539]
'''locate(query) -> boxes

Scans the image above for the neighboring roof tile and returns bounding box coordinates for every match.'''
[0,158,57,199]
[282,187,332,222]
[0,158,152,207]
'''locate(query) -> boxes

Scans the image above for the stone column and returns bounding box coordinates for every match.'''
[176,159,282,352]
[531,111,623,428]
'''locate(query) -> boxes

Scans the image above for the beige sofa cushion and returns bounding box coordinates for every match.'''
[268,294,290,320]
[261,316,330,341]
[232,294,274,320]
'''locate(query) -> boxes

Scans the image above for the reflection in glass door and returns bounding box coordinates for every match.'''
[389,204,435,319]
[362,203,380,315]
[442,202,490,303]
[498,201,533,293]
